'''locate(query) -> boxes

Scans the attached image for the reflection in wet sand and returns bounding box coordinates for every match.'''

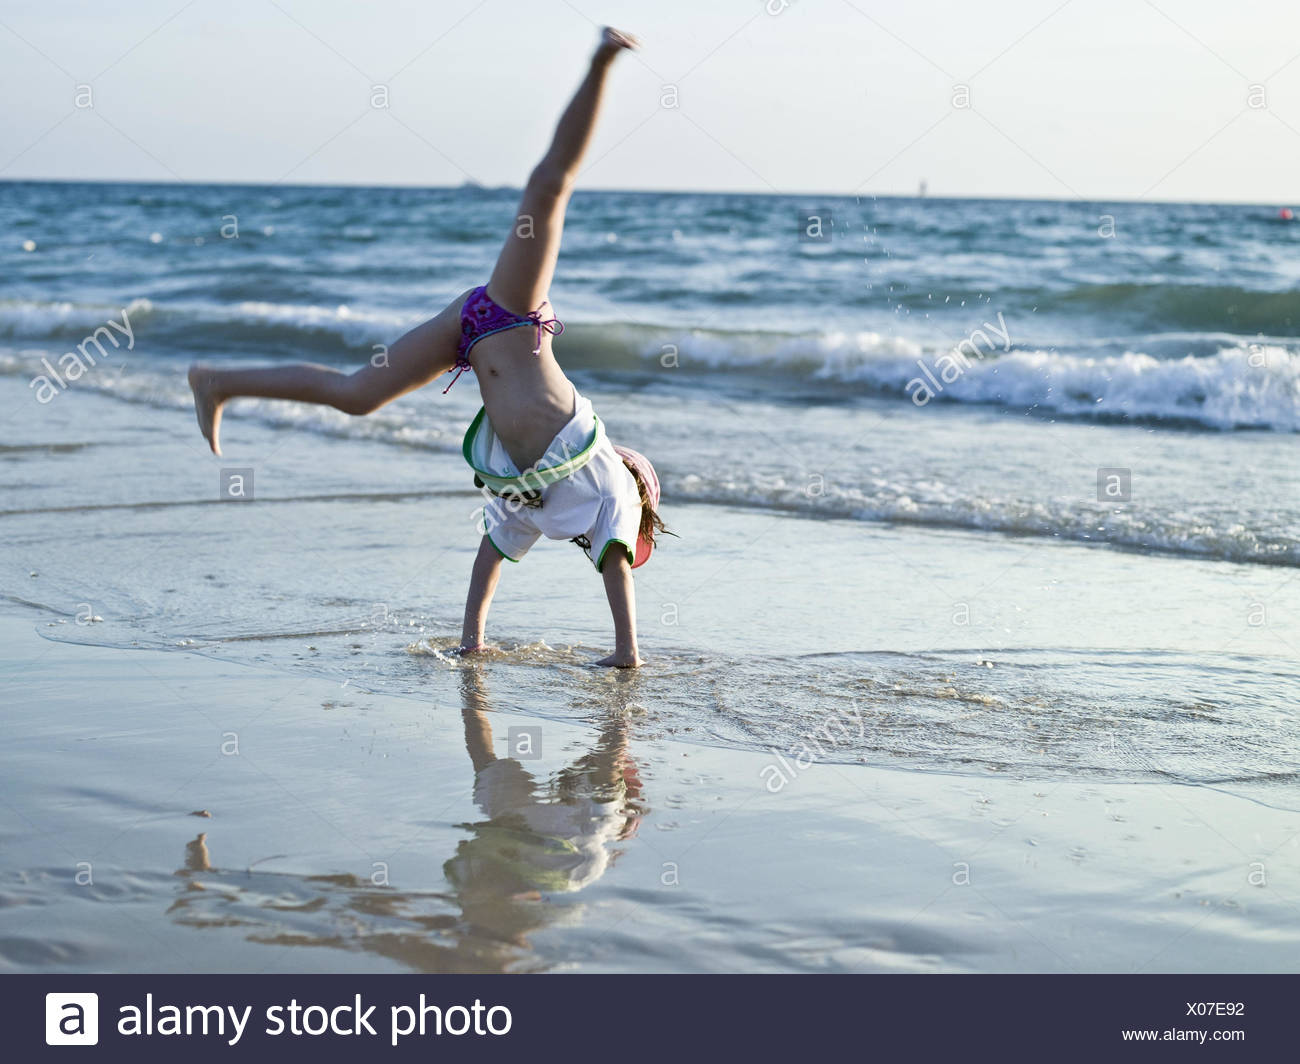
[167,667,647,972]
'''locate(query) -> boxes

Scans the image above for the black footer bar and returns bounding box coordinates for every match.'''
[12,973,1287,1060]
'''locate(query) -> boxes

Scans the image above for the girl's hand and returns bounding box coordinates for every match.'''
[457,642,498,656]
[596,651,643,669]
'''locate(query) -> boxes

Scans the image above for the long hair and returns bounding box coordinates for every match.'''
[571,459,673,561]
[625,458,669,549]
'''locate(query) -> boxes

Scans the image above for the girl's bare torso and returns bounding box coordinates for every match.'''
[452,290,578,472]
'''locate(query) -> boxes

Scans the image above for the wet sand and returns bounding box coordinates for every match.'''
[3,613,1298,973]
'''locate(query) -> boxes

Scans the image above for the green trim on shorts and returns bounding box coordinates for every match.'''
[464,406,603,495]
[486,533,520,563]
[595,538,634,573]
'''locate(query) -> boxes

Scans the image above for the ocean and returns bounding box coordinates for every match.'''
[2,181,1299,973]
[7,183,1300,544]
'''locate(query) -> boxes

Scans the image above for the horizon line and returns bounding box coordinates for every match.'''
[0,175,1293,210]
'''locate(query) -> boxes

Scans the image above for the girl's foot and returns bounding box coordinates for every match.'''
[188,364,225,456]
[598,27,639,60]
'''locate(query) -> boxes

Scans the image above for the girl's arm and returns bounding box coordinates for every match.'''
[597,551,642,668]
[460,537,504,651]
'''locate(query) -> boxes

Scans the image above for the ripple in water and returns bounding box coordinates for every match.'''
[39,614,1300,808]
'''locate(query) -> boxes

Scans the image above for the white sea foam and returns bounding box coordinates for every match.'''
[3,297,1298,431]
[5,344,1291,568]
[667,468,1299,567]
[642,329,1300,431]
[0,297,412,349]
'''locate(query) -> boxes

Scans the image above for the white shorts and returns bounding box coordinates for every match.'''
[479,392,642,571]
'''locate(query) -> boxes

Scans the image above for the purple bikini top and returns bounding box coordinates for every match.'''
[444,284,564,393]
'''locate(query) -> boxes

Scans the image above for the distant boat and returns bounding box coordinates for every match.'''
[918,179,928,198]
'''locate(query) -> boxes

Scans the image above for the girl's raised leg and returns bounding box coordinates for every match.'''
[188,290,468,455]
[486,27,637,315]
[186,27,637,457]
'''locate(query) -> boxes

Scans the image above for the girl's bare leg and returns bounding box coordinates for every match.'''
[187,27,637,457]
[486,27,637,315]
[187,291,468,455]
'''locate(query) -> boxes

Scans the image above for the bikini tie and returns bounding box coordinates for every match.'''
[526,305,564,355]
[441,362,471,394]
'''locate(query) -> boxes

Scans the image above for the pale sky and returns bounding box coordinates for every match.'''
[3,0,1299,202]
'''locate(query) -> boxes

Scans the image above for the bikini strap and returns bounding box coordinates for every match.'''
[442,360,471,394]
[526,301,564,355]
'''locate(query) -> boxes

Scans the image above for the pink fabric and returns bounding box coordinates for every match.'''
[612,444,660,568]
